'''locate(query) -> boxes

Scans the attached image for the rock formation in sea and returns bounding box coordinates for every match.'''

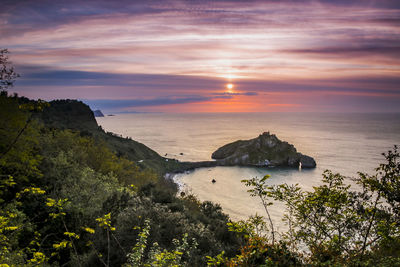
[211,132,316,168]
[93,109,104,117]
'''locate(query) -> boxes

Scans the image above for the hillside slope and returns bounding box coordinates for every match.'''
[39,99,185,174]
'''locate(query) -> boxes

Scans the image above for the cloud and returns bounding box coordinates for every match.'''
[13,67,400,100]
[2,0,400,112]
[4,0,400,78]
[281,46,400,58]
[15,68,226,90]
[82,91,260,111]
[82,96,212,111]
[0,0,164,36]
[213,92,258,98]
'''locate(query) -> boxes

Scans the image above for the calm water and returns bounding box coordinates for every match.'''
[97,113,400,229]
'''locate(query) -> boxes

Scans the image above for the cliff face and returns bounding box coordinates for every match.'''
[211,132,316,168]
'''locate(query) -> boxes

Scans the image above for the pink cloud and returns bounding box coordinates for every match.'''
[1,0,399,112]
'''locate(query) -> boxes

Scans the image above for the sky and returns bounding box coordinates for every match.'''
[1,0,400,113]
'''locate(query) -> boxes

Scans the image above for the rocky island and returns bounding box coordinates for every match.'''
[211,132,316,168]
[93,109,104,117]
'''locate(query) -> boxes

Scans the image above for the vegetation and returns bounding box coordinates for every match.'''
[0,92,241,266]
[1,49,399,266]
[226,147,400,266]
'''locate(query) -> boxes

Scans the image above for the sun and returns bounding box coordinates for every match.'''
[226,83,234,93]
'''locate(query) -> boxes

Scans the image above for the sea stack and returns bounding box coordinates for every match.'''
[211,132,316,168]
[93,110,104,117]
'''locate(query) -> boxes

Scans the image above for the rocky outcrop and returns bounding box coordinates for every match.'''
[93,110,104,117]
[211,132,316,168]
[299,154,317,168]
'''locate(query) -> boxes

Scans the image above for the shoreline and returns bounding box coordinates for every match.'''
[164,164,315,195]
[164,171,189,193]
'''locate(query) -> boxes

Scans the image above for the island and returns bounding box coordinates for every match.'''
[93,109,104,117]
[211,132,316,168]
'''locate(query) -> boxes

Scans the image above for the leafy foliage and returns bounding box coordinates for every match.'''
[242,175,276,244]
[238,148,400,266]
[0,93,42,189]
[0,88,240,266]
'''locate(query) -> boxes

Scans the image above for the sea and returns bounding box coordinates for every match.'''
[96,112,400,231]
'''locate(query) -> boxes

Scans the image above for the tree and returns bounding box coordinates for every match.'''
[0,93,43,190]
[0,50,47,188]
[0,49,19,91]
[241,175,276,245]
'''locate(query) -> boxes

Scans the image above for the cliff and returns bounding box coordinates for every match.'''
[211,132,316,168]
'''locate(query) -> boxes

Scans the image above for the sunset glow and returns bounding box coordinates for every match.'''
[1,0,399,113]
[226,83,234,93]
